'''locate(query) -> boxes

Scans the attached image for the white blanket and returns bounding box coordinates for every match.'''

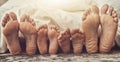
[0,0,120,53]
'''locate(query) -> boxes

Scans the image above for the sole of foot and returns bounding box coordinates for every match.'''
[20,15,37,55]
[48,25,60,54]
[70,29,84,54]
[2,12,21,55]
[100,4,118,53]
[58,28,71,54]
[37,24,48,54]
[82,5,100,53]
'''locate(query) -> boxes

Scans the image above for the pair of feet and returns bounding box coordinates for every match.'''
[82,4,118,53]
[2,13,37,55]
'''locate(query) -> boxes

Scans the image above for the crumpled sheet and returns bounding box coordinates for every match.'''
[0,0,120,53]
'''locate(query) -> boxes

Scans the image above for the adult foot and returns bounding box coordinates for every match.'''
[48,25,60,54]
[100,4,118,53]
[37,24,48,54]
[58,28,71,54]
[2,12,21,55]
[20,15,37,55]
[82,5,100,53]
[70,29,84,54]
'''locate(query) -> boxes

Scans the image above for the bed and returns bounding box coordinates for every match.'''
[0,0,120,53]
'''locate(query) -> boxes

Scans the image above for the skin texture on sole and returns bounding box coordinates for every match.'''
[58,28,71,54]
[2,12,21,55]
[20,15,37,55]
[37,24,48,54]
[70,29,84,54]
[99,4,118,53]
[82,5,100,53]
[48,25,60,54]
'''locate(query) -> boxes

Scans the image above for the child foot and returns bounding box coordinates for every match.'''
[48,25,60,54]
[82,5,100,53]
[58,28,71,54]
[2,12,21,55]
[100,4,118,53]
[20,15,37,55]
[37,24,48,54]
[70,29,84,54]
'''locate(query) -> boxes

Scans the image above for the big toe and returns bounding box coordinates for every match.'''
[64,28,70,34]
[71,29,79,35]
[20,15,28,22]
[101,4,109,14]
[9,12,17,20]
[91,5,99,14]
[82,8,91,21]
[39,24,47,29]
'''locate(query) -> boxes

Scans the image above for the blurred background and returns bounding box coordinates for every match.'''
[0,0,8,6]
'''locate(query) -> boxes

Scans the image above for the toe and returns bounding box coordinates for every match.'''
[48,25,53,29]
[112,10,118,23]
[101,4,109,14]
[112,11,117,17]
[82,15,86,21]
[21,15,36,26]
[38,24,47,30]
[86,8,91,15]
[71,29,79,35]
[9,12,17,20]
[58,33,62,40]
[112,13,117,18]
[65,28,70,35]
[82,11,88,21]
[91,5,99,14]
[20,15,27,22]
[49,25,57,31]
[109,6,114,15]
[28,16,36,26]
[51,25,55,29]
[114,17,118,23]
[53,26,59,31]
[43,24,48,29]
[2,14,9,27]
[28,16,33,22]
[27,16,33,23]
[58,32,64,40]
[32,22,36,26]
[82,8,91,21]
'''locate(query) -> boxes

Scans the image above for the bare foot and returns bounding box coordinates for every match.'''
[82,5,100,53]
[70,29,84,54]
[58,28,71,54]
[48,25,60,54]
[20,15,37,55]
[2,12,21,55]
[37,24,48,54]
[100,4,118,53]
